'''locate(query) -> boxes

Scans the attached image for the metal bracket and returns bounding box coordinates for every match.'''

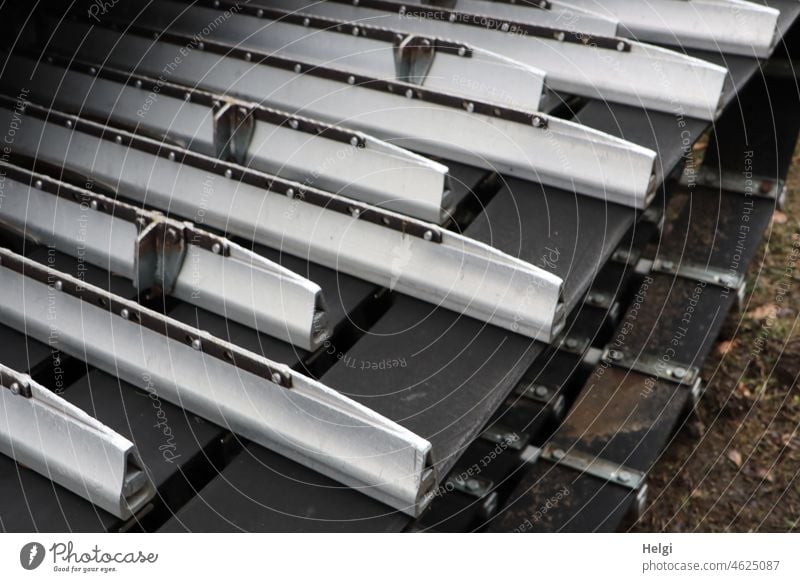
[538,444,646,491]
[393,35,436,85]
[649,257,745,291]
[447,474,494,499]
[480,423,528,451]
[135,219,187,294]
[553,332,592,356]
[0,363,155,519]
[682,166,787,207]
[213,101,255,165]
[514,381,566,418]
[602,347,703,402]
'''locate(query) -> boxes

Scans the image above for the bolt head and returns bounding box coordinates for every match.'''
[191,339,202,351]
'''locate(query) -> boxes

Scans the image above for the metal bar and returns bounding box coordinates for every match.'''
[4,53,450,224]
[113,0,548,112]
[418,0,620,36]
[258,0,728,120]
[0,100,566,342]
[0,363,155,519]
[0,162,329,351]
[564,0,781,58]
[538,444,647,490]
[0,247,438,516]
[47,20,657,208]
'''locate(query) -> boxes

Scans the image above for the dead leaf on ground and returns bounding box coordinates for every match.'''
[754,466,775,483]
[717,340,738,355]
[748,303,778,321]
[727,449,743,468]
[772,210,788,225]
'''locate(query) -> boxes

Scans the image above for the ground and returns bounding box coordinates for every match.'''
[632,144,800,532]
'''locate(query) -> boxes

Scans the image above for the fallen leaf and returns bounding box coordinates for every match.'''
[727,449,743,468]
[717,339,738,355]
[754,466,775,483]
[736,383,753,399]
[748,303,778,321]
[772,210,788,225]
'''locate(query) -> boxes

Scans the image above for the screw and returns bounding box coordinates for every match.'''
[617,470,631,484]
[671,367,687,380]
[191,339,202,351]
[211,242,223,255]
[271,372,284,384]
[120,308,130,320]
[54,281,63,291]
[350,136,359,147]
[224,169,234,179]
[423,230,434,241]
[608,349,624,362]
[10,382,21,395]
[534,385,549,398]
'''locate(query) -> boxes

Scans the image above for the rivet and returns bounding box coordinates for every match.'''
[534,385,549,398]
[271,372,283,384]
[10,382,21,395]
[54,280,63,291]
[211,242,222,254]
[224,168,234,179]
[671,367,687,380]
[552,448,566,460]
[120,308,130,320]
[191,338,202,350]
[423,230,434,241]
